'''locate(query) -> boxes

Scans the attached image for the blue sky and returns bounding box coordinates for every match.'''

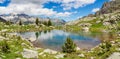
[0,0,109,21]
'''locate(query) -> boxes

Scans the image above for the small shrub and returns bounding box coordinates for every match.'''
[62,37,76,53]
[0,40,10,53]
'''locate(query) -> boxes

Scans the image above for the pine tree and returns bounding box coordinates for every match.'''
[35,18,39,25]
[62,37,76,53]
[19,20,22,25]
[48,20,52,26]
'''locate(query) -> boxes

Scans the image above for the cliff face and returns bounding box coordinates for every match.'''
[96,0,120,15]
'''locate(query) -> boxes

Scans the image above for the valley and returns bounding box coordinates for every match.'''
[0,0,120,59]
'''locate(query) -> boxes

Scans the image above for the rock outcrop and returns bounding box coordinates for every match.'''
[21,48,38,59]
[96,0,120,15]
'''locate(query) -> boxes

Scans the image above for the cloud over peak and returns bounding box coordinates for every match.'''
[0,0,97,19]
[54,0,96,10]
[92,8,100,12]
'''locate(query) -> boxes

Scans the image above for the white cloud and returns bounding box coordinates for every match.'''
[0,3,71,17]
[56,12,71,17]
[109,0,115,1]
[11,0,49,5]
[0,0,4,3]
[0,0,95,17]
[52,0,96,10]
[92,8,100,12]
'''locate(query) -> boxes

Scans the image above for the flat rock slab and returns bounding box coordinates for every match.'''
[107,52,120,59]
[22,48,38,58]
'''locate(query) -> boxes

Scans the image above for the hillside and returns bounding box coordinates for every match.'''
[66,0,120,32]
[0,17,6,22]
[96,0,120,15]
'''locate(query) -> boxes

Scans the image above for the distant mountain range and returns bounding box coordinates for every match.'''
[0,13,66,25]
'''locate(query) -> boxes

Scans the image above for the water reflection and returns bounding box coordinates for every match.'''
[16,30,116,51]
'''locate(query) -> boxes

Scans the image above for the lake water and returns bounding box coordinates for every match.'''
[16,30,115,51]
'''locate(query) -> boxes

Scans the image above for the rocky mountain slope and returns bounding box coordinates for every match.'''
[96,0,120,15]
[0,13,66,25]
[66,0,120,26]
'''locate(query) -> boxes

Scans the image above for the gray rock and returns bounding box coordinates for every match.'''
[16,58,21,59]
[82,27,89,32]
[107,52,120,59]
[76,47,81,51]
[96,21,101,23]
[22,48,38,59]
[103,22,111,26]
[28,37,36,42]
[79,23,92,27]
[90,57,94,59]
[0,36,5,41]
[42,49,57,54]
[78,54,85,58]
[54,54,65,59]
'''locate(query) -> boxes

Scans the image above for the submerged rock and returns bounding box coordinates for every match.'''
[21,48,38,59]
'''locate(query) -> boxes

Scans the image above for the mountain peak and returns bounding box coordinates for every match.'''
[0,13,66,25]
[95,0,120,15]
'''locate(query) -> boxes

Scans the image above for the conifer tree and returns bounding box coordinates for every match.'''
[19,20,22,25]
[62,37,76,53]
[48,20,52,26]
[35,18,39,25]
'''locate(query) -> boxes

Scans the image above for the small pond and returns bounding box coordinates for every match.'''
[16,30,115,51]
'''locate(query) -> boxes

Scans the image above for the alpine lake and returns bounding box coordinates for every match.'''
[15,30,116,51]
